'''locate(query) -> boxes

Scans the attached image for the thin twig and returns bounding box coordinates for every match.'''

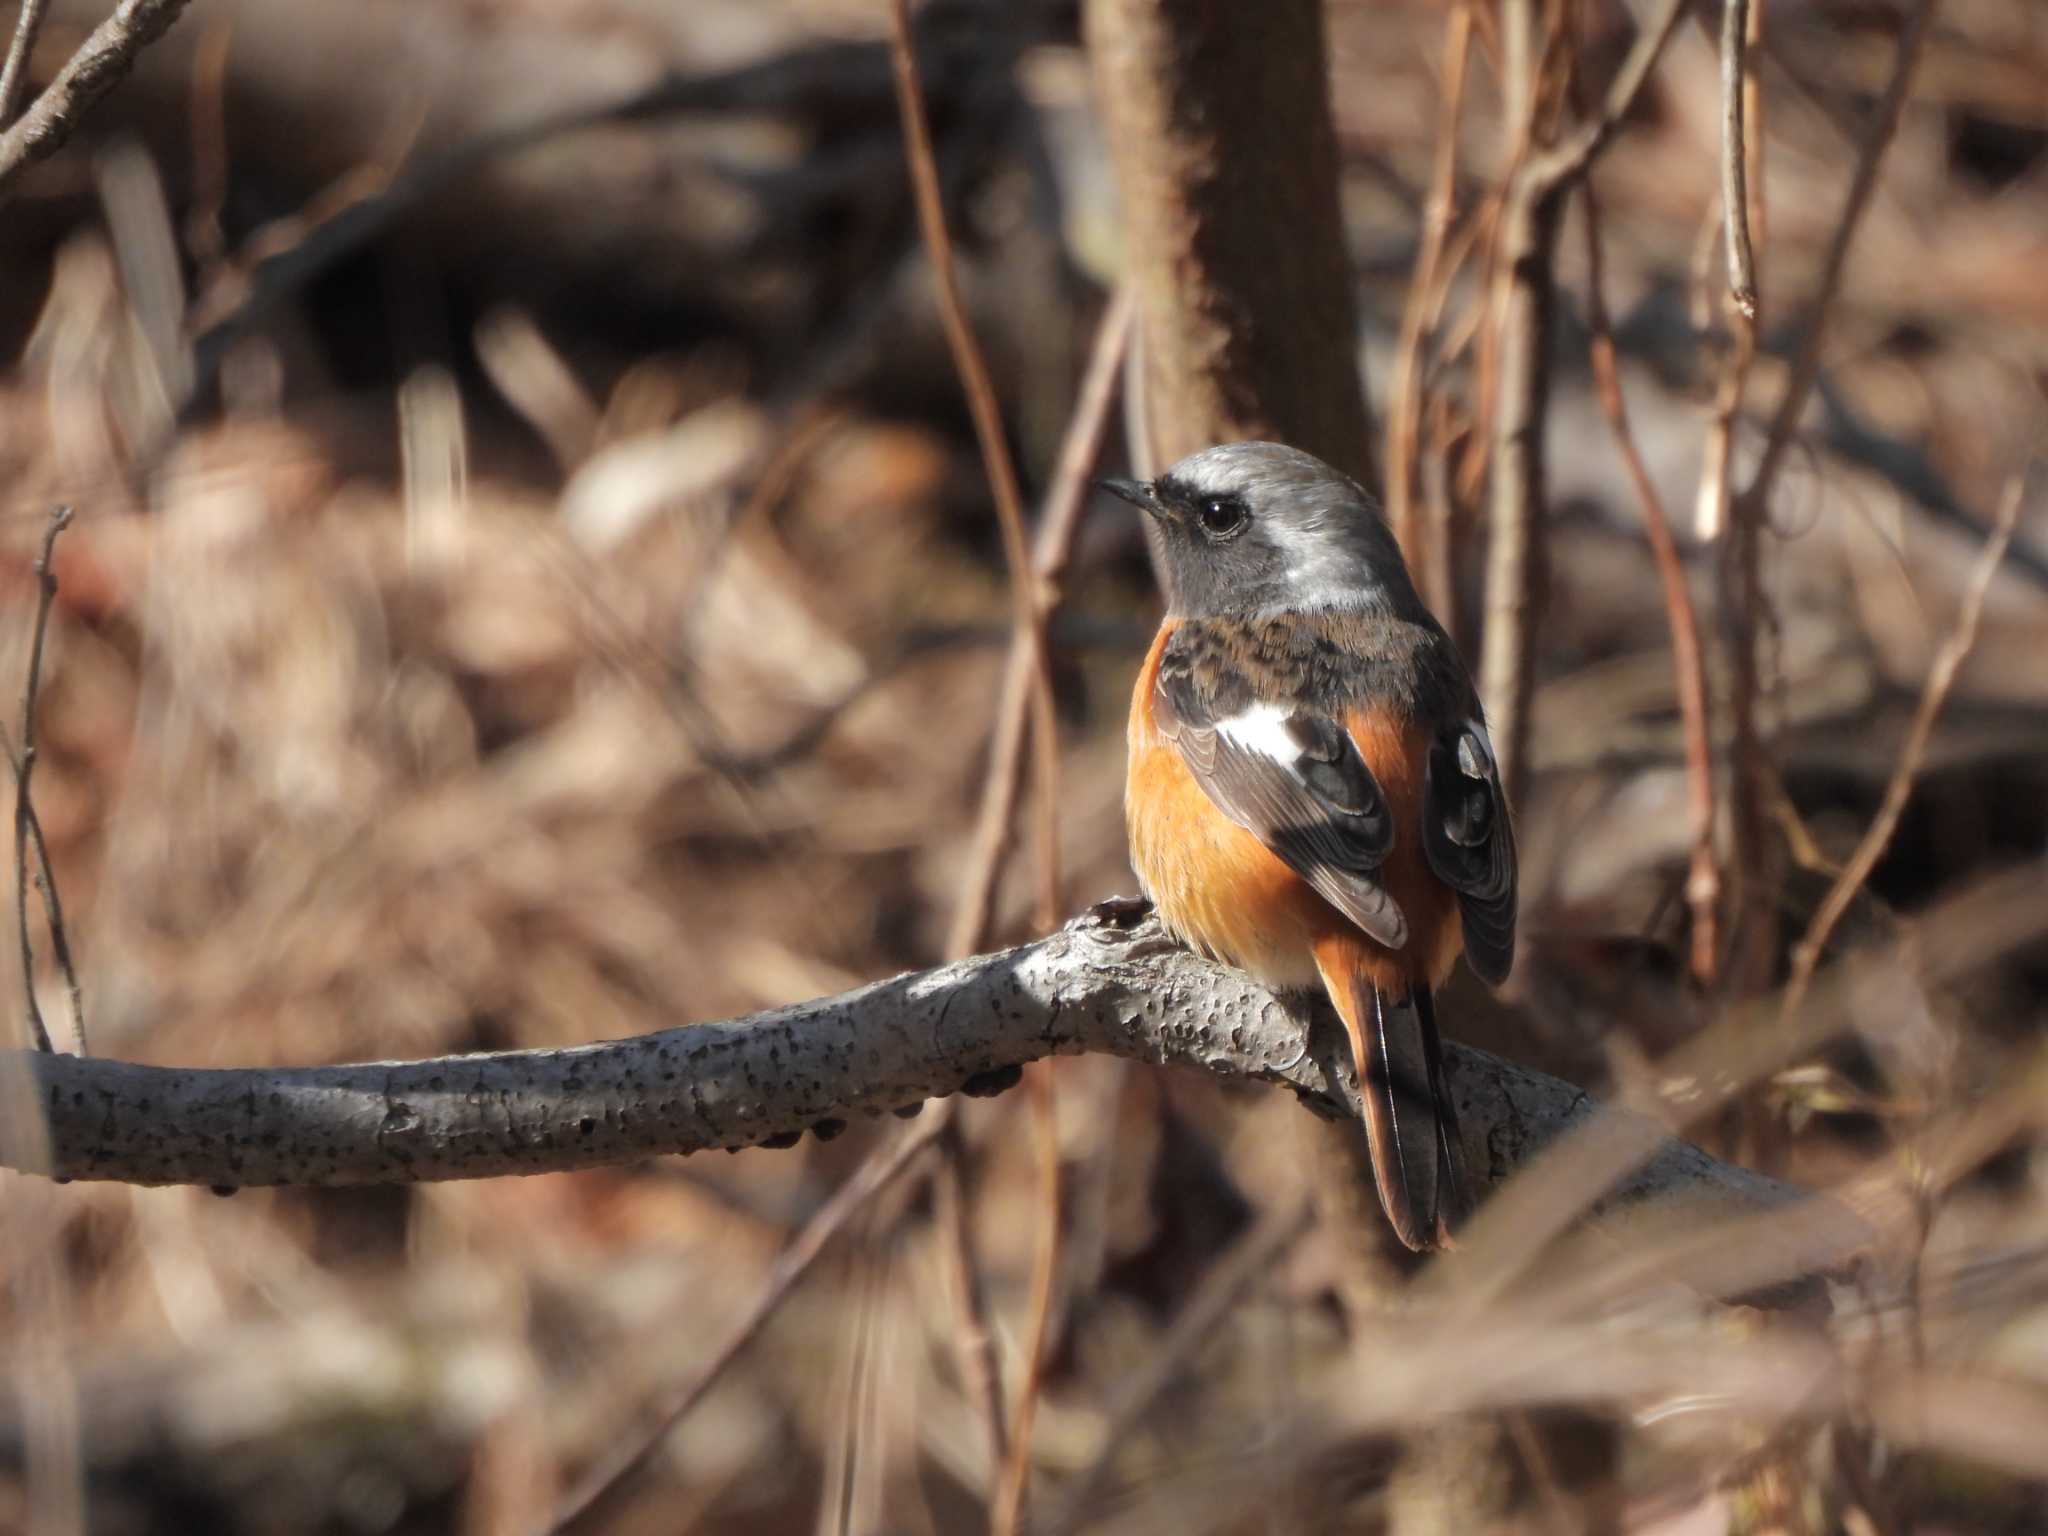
[1719,0,1759,319]
[0,724,68,1049]
[542,1112,946,1535]
[1386,1,1472,574]
[11,507,78,1053]
[1688,10,1762,998]
[0,1172,84,1535]
[887,0,1060,931]
[930,286,1129,1503]
[1408,184,1492,629]
[0,0,200,204]
[1687,189,1723,334]
[991,1049,1058,1536]
[1476,0,1548,805]
[1714,316,1769,997]
[28,822,82,1053]
[1425,861,2048,1315]
[1119,294,1156,481]
[1522,0,1691,189]
[1779,473,2023,1026]
[1693,250,1754,542]
[0,0,50,126]
[1499,0,1538,137]
[947,288,1134,958]
[929,1125,1009,1491]
[1580,186,1721,988]
[818,1222,888,1536]
[1453,191,1504,509]
[1741,0,1767,296]
[1479,0,1690,799]
[932,1126,1009,1473]
[1034,1057,1129,1366]
[1739,0,1938,517]
[182,19,233,269]
[1421,394,1462,642]
[887,10,1065,1530]
[4,715,45,1054]
[1041,1199,1316,1536]
[1475,173,1554,806]
[1424,190,1494,345]
[1724,0,1935,1006]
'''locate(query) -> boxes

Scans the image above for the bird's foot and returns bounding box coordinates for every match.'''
[1067,896,1185,959]
[1070,894,1155,930]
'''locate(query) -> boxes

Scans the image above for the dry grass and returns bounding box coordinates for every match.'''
[1,0,2046,1532]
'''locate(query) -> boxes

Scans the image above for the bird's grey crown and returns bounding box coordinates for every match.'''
[1160,441,1357,504]
[1146,441,1427,623]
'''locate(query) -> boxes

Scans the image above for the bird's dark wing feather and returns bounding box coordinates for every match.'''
[1155,634,1407,949]
[1421,719,1517,984]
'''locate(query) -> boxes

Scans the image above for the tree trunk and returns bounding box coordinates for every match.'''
[1084,0,1376,488]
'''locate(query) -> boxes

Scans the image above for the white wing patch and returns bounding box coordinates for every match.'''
[1214,704,1303,768]
[1457,718,1496,778]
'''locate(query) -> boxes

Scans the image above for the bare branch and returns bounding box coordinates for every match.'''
[887,0,1061,933]
[1718,0,1936,997]
[1042,1198,1315,1536]
[10,506,84,1054]
[1523,0,1692,189]
[1782,472,2023,1022]
[994,1053,1057,1536]
[1581,187,1721,988]
[0,0,199,204]
[931,1123,1009,1473]
[1386,3,1473,579]
[1741,0,1767,283]
[0,908,1863,1296]
[1720,0,1759,319]
[0,0,51,126]
[1740,0,1938,516]
[1475,168,1560,808]
[1479,0,1690,801]
[887,18,1072,1516]
[947,287,1134,957]
[543,1110,945,1534]
[1693,229,1754,543]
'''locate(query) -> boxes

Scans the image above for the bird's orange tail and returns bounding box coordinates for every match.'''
[1313,933,1464,1251]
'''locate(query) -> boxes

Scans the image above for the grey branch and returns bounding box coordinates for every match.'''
[0,0,199,204]
[5,907,1863,1290]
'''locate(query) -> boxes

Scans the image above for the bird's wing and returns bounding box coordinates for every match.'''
[1154,630,1407,950]
[1420,718,1517,984]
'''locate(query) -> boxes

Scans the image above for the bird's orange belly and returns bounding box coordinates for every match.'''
[1125,739,1333,990]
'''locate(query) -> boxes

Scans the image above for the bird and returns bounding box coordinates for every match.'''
[1104,442,1516,1251]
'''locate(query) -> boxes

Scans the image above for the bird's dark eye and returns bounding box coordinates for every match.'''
[1198,496,1248,537]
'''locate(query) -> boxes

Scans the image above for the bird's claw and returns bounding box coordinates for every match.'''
[1070,894,1155,931]
[1066,896,1183,959]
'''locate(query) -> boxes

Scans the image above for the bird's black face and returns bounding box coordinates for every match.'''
[1101,441,1422,621]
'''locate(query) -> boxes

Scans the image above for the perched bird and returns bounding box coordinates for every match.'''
[1105,442,1516,1251]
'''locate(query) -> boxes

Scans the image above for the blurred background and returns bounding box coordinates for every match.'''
[0,0,2045,1531]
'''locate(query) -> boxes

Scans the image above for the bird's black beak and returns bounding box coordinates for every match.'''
[1097,477,1156,514]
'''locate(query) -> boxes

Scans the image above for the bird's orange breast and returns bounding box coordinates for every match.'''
[1124,623,1463,995]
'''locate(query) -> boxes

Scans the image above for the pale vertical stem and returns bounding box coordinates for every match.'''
[1387,3,1473,572]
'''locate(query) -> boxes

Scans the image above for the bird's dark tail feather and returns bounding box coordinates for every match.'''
[1314,941,1464,1252]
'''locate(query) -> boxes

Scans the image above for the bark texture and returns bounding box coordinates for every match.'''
[4,908,1864,1304]
[1085,0,1376,486]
